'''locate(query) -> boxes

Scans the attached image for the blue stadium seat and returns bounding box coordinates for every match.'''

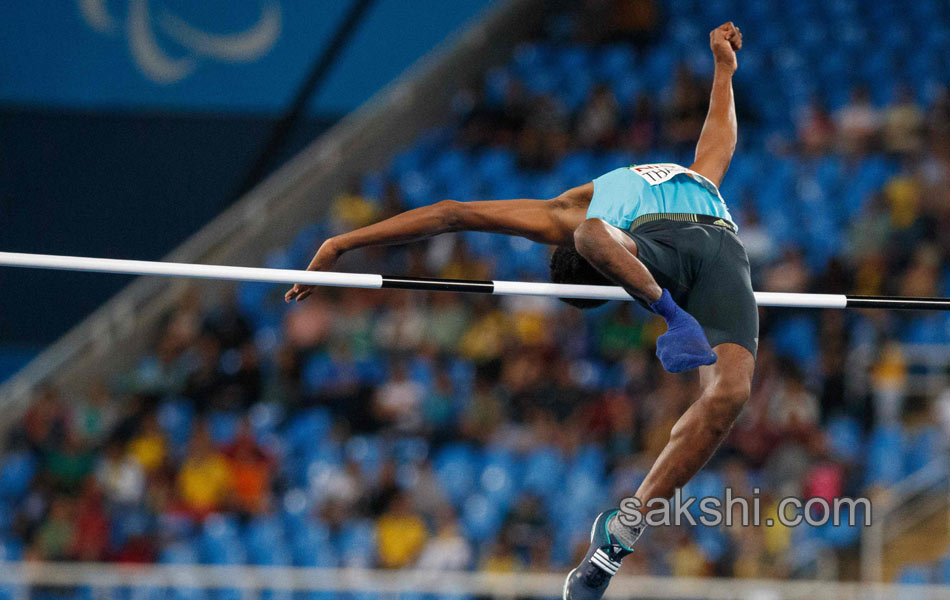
[393,437,429,466]
[479,448,519,509]
[259,590,294,600]
[399,170,437,209]
[523,447,565,497]
[511,42,552,78]
[523,65,563,98]
[249,401,284,442]
[557,151,598,183]
[557,470,604,520]
[865,425,906,487]
[904,427,941,476]
[280,488,311,529]
[286,408,333,455]
[407,357,435,390]
[246,515,291,566]
[432,150,470,186]
[237,282,276,329]
[556,46,592,74]
[561,72,594,112]
[158,397,195,451]
[199,514,245,565]
[770,316,820,366]
[354,353,388,387]
[208,588,242,600]
[572,445,606,480]
[448,359,475,406]
[160,540,200,565]
[901,315,950,345]
[208,411,240,447]
[641,46,679,92]
[346,435,383,481]
[825,417,864,464]
[0,452,36,500]
[338,519,375,567]
[483,66,513,107]
[108,506,151,552]
[817,504,865,549]
[461,494,503,542]
[474,148,516,185]
[0,502,11,535]
[390,146,429,178]
[0,538,22,562]
[594,44,635,81]
[434,443,480,507]
[896,564,931,584]
[682,470,725,505]
[291,521,337,568]
[264,248,293,271]
[693,524,727,562]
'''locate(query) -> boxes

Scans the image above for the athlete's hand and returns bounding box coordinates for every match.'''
[710,22,742,73]
[285,239,341,303]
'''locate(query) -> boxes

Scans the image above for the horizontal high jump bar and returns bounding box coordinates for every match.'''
[2,251,950,311]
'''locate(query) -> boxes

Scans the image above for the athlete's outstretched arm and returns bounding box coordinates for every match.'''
[689,22,742,188]
[285,184,592,302]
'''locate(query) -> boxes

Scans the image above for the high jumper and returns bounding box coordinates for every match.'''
[286,22,748,600]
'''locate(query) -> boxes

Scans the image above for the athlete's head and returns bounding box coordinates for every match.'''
[549,246,611,309]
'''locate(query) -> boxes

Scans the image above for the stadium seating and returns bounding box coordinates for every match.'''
[5,0,950,583]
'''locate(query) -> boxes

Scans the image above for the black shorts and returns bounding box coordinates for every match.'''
[624,219,759,358]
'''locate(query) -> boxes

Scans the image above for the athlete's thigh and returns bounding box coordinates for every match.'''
[685,231,759,357]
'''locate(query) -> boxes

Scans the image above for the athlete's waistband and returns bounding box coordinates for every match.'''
[630,213,738,233]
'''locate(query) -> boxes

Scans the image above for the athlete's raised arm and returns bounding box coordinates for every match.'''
[285,183,592,302]
[689,22,742,188]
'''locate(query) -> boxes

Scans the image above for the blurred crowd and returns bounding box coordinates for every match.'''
[4,0,950,584]
[6,274,870,578]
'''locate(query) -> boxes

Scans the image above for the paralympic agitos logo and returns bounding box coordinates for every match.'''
[77,0,282,84]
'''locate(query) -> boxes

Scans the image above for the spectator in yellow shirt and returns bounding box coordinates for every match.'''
[127,413,167,474]
[375,492,428,568]
[177,425,233,517]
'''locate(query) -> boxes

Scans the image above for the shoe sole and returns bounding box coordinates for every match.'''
[562,567,577,600]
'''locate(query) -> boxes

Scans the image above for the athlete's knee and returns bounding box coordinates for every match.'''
[702,378,750,434]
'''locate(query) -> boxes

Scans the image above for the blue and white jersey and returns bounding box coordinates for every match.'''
[586,164,734,230]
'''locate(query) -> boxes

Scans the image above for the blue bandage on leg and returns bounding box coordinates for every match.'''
[649,289,718,373]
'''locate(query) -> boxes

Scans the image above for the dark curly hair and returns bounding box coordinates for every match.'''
[549,246,612,309]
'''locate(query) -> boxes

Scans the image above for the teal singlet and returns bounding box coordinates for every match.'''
[586,164,735,230]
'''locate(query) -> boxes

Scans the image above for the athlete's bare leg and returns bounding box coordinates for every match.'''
[631,342,754,505]
[562,343,753,600]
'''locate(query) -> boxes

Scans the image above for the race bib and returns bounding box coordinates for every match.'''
[629,163,692,186]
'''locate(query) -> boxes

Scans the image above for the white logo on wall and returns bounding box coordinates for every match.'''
[77,0,282,84]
